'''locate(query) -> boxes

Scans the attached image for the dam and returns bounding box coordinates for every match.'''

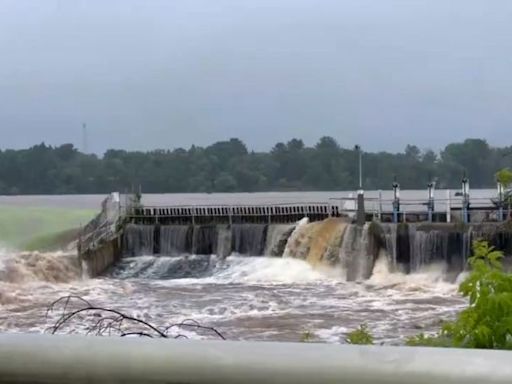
[79,191,512,279]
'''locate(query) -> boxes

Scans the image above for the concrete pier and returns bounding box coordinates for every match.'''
[79,237,122,277]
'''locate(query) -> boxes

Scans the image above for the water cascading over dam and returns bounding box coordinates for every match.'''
[115,220,512,282]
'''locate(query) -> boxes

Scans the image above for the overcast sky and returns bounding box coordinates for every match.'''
[1,0,511,154]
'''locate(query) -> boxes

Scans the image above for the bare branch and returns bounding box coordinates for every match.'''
[121,332,154,338]
[46,296,225,341]
[164,319,226,340]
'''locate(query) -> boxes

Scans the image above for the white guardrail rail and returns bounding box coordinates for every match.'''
[0,334,511,383]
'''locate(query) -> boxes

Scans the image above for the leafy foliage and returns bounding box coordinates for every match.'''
[300,330,314,343]
[407,240,512,349]
[405,332,453,348]
[0,138,510,194]
[346,324,374,345]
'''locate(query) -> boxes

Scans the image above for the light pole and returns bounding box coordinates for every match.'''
[427,180,436,222]
[462,173,470,224]
[354,145,362,190]
[354,145,365,225]
[497,179,504,221]
[392,177,400,223]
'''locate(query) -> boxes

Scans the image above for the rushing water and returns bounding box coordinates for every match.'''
[0,247,465,344]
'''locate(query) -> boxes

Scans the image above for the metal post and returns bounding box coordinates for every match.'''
[497,181,504,221]
[427,182,435,223]
[462,176,470,224]
[392,180,400,224]
[446,189,451,223]
[355,145,363,190]
[378,189,383,221]
[359,150,363,190]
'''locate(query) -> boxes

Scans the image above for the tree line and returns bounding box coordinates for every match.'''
[0,137,510,195]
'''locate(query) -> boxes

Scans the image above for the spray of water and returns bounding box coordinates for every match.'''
[0,248,80,284]
[0,248,81,306]
[282,218,310,259]
[162,256,333,285]
[368,251,457,293]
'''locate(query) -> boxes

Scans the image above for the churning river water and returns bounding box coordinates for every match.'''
[0,250,466,344]
[0,192,477,344]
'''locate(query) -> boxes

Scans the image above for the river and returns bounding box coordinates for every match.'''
[0,192,474,344]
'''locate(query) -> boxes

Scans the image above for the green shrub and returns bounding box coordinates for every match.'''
[409,240,512,349]
[300,331,314,343]
[405,332,452,347]
[346,324,374,345]
[496,168,512,188]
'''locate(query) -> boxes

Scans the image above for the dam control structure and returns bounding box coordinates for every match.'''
[79,187,512,278]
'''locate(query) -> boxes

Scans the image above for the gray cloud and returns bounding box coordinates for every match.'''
[1,0,511,154]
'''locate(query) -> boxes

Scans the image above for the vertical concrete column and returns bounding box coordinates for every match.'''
[356,190,365,226]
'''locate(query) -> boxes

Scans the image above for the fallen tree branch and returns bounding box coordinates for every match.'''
[46,295,225,340]
[164,319,226,340]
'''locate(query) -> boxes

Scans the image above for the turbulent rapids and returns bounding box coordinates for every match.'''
[6,216,510,343]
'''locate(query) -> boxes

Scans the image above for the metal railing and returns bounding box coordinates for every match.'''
[80,193,135,253]
[0,334,511,384]
[81,192,508,237]
[128,203,337,217]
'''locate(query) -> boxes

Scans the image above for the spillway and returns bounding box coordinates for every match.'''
[115,220,512,282]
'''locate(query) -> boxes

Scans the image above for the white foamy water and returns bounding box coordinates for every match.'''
[0,248,466,344]
[188,256,328,284]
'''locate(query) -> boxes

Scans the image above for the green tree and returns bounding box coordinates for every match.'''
[496,168,512,188]
[440,139,493,187]
[214,173,238,192]
[0,137,509,194]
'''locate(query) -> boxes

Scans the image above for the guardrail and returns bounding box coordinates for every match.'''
[0,334,511,383]
[79,192,136,254]
[129,203,339,218]
[125,203,341,225]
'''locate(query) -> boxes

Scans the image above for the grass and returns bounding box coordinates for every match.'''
[24,228,82,251]
[0,205,96,250]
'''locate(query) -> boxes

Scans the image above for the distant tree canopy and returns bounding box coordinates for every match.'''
[0,137,510,194]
